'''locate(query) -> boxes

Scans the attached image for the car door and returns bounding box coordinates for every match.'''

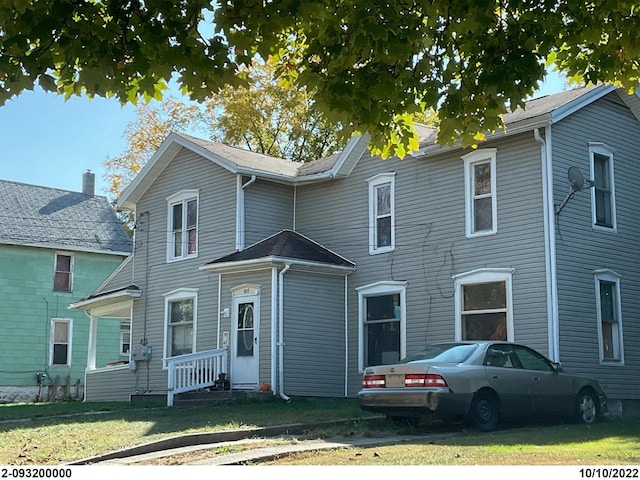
[510,345,573,417]
[483,344,532,419]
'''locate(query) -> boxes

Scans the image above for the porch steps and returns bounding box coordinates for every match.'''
[130,390,275,406]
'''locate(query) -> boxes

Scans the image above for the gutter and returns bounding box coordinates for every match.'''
[236,175,257,250]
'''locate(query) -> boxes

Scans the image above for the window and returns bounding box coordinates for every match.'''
[594,270,624,363]
[50,319,72,366]
[53,253,73,292]
[454,268,514,341]
[463,149,497,237]
[167,190,199,261]
[120,321,131,356]
[589,144,616,230]
[163,289,198,361]
[357,281,406,370]
[368,173,395,254]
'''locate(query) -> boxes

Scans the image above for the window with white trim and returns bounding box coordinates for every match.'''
[455,269,514,341]
[50,318,72,366]
[163,289,198,361]
[589,144,616,230]
[120,321,131,356]
[53,252,73,292]
[367,173,395,254]
[357,281,406,369]
[594,270,624,363]
[167,190,199,261]
[463,149,497,237]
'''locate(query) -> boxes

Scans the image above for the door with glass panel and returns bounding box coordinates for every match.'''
[231,294,259,389]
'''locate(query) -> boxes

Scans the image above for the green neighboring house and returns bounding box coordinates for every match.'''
[0,172,131,403]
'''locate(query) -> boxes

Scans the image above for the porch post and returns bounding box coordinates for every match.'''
[87,314,98,370]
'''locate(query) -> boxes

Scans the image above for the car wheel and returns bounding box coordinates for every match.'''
[576,390,599,425]
[470,391,500,432]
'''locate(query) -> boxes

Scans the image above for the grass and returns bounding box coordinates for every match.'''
[1,399,638,466]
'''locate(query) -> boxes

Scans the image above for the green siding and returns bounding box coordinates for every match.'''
[0,244,126,390]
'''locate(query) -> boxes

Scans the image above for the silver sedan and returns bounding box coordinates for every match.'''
[358,341,607,431]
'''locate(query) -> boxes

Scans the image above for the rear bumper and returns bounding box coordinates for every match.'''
[358,387,473,419]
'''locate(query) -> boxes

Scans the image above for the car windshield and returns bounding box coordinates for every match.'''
[400,343,479,364]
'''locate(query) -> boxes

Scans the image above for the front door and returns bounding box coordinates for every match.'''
[231,293,259,389]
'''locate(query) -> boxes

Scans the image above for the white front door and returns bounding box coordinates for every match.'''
[231,293,259,389]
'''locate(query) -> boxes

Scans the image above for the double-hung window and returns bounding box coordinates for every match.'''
[454,269,514,341]
[120,321,131,356]
[357,281,406,370]
[167,190,199,261]
[589,143,616,231]
[594,270,624,363]
[163,288,198,363]
[50,318,72,366]
[367,173,395,254]
[463,149,497,237]
[53,252,73,292]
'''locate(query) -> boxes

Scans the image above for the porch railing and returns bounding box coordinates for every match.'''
[166,348,228,407]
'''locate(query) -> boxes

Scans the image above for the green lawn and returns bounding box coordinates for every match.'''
[1,399,638,466]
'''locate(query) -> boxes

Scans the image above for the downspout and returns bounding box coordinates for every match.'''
[343,275,349,398]
[216,273,222,349]
[270,266,278,394]
[278,264,291,401]
[236,175,257,251]
[534,127,560,362]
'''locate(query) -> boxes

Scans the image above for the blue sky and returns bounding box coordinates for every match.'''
[0,71,568,199]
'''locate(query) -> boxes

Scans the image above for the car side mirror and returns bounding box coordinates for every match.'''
[552,361,563,372]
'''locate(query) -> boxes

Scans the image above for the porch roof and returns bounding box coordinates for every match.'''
[68,284,141,318]
[200,230,356,274]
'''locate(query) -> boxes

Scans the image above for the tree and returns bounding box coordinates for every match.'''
[104,59,345,200]
[2,1,639,157]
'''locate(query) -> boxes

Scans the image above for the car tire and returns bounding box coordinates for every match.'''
[575,390,599,425]
[470,391,500,432]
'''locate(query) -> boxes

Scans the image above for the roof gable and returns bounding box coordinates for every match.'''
[0,179,132,255]
[202,229,355,272]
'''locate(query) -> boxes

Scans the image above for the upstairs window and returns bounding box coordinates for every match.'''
[463,149,497,237]
[368,173,395,254]
[167,190,199,261]
[50,319,72,366]
[53,253,73,292]
[594,270,624,363]
[589,144,616,231]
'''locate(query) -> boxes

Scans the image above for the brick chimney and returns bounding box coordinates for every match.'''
[82,170,95,196]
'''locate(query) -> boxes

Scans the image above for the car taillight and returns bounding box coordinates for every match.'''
[362,374,386,388]
[405,373,447,387]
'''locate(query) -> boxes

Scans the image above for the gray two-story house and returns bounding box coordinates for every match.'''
[71,85,639,415]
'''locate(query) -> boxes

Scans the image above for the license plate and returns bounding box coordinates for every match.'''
[385,374,405,388]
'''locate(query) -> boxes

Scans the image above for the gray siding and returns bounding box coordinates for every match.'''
[85,367,138,402]
[552,92,640,400]
[296,132,550,395]
[282,270,347,397]
[244,179,294,246]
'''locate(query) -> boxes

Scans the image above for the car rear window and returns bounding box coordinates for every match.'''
[401,343,479,364]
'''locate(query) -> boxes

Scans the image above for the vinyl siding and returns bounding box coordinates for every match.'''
[244,179,294,246]
[551,91,640,400]
[296,132,550,395]
[281,270,347,397]
[85,366,138,401]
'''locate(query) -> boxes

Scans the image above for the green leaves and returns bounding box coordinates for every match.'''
[2,0,639,157]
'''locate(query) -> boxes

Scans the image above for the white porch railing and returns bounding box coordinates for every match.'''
[166,348,228,407]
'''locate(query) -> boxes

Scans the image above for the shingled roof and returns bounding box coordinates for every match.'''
[0,179,132,255]
[202,230,355,272]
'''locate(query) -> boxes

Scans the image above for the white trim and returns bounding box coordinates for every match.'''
[367,173,396,254]
[162,288,199,367]
[453,268,515,342]
[356,280,407,372]
[593,269,624,365]
[589,143,617,232]
[166,190,200,262]
[53,251,74,292]
[50,318,73,367]
[462,149,498,237]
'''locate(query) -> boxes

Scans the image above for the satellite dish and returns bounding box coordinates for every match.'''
[568,166,585,191]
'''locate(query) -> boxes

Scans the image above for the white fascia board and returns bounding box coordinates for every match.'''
[550,85,616,124]
[200,256,356,275]
[68,288,142,311]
